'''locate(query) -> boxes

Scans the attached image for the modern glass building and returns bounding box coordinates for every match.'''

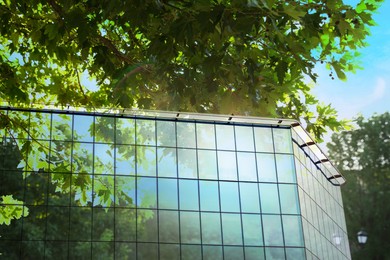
[0,106,351,259]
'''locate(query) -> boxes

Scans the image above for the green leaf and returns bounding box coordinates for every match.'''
[0,195,29,226]
[284,6,306,20]
[356,1,367,13]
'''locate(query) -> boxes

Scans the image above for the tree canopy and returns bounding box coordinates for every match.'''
[327,112,390,259]
[0,0,383,140]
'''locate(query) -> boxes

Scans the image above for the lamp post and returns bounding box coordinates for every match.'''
[333,233,342,246]
[357,230,368,246]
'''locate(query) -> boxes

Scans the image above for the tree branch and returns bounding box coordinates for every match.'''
[97,35,133,64]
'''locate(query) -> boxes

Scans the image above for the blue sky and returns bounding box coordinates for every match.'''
[313,0,390,120]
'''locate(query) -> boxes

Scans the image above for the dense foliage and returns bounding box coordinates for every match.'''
[328,112,390,259]
[0,0,383,140]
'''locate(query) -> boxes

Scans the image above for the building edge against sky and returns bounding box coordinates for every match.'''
[0,105,351,259]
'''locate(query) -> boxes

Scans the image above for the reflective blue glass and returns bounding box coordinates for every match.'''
[200,181,220,211]
[235,126,255,151]
[179,179,199,210]
[201,212,222,244]
[221,214,243,245]
[157,147,177,177]
[218,151,237,180]
[237,152,257,181]
[262,215,284,246]
[257,153,277,182]
[259,183,280,214]
[180,211,201,244]
[220,182,240,212]
[158,178,178,209]
[240,182,260,213]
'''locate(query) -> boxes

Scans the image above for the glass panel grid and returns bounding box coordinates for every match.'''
[0,108,349,259]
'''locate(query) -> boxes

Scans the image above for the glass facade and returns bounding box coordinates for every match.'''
[0,107,350,259]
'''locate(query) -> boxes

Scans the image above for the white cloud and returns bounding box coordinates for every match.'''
[371,77,386,100]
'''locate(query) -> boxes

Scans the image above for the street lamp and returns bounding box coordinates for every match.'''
[357,230,368,245]
[332,233,342,246]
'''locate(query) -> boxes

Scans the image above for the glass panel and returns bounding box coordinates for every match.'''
[216,124,235,150]
[28,140,50,171]
[179,179,199,210]
[220,182,240,212]
[115,242,136,259]
[279,184,300,214]
[68,242,91,259]
[45,241,68,258]
[46,206,70,240]
[159,210,179,243]
[262,215,284,246]
[200,181,220,211]
[136,119,155,146]
[196,123,216,149]
[7,111,29,139]
[217,151,237,180]
[69,207,92,241]
[240,183,260,213]
[115,118,135,144]
[177,122,196,148]
[198,150,217,180]
[115,208,136,241]
[224,246,244,260]
[181,245,202,260]
[237,152,257,181]
[286,248,305,260]
[283,215,304,247]
[158,178,178,209]
[137,242,158,259]
[49,173,71,206]
[242,214,263,246]
[137,209,157,242]
[245,247,265,260]
[21,206,46,240]
[157,147,177,177]
[221,213,243,245]
[92,207,114,241]
[52,114,72,141]
[265,247,285,259]
[93,175,114,207]
[201,212,222,244]
[235,126,255,151]
[94,116,115,143]
[94,143,114,175]
[115,145,135,176]
[273,128,293,153]
[20,241,44,258]
[25,172,49,206]
[160,244,180,260]
[29,112,51,140]
[156,120,176,147]
[73,115,94,142]
[276,154,296,183]
[259,183,280,213]
[136,146,156,176]
[137,177,157,208]
[180,211,201,244]
[178,148,198,178]
[92,242,114,259]
[254,127,274,153]
[203,245,223,260]
[115,175,136,207]
[50,140,72,172]
[72,142,93,173]
[257,153,276,182]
